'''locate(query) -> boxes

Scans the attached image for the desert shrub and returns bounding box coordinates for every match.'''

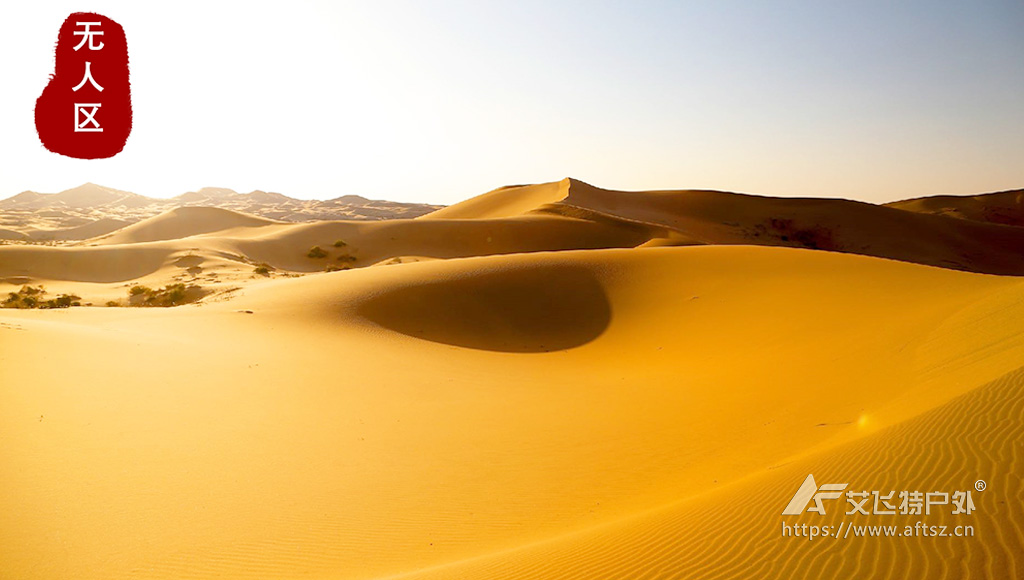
[2,286,60,309]
[336,254,357,262]
[39,294,81,309]
[106,300,120,307]
[791,227,834,250]
[333,240,347,248]
[253,264,273,276]
[307,246,328,259]
[768,218,835,251]
[163,284,187,305]
[128,283,201,307]
[325,264,346,272]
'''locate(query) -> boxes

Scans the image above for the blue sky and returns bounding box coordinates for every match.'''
[1,0,1022,203]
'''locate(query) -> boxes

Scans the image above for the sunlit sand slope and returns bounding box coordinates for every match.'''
[2,245,1023,579]
[398,366,1024,580]
[97,207,282,244]
[422,181,568,219]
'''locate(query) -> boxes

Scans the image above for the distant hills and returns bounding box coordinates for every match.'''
[0,183,442,241]
[884,189,1024,227]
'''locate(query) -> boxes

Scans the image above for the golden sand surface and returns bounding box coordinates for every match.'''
[2,180,1022,578]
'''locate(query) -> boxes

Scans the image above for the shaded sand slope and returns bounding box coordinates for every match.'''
[425,178,1024,274]
[0,244,175,283]
[0,227,29,241]
[548,179,1024,275]
[27,218,133,242]
[887,188,1024,227]
[3,246,1023,579]
[0,218,128,243]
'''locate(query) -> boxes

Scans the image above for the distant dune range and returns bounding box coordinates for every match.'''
[0,183,441,241]
[886,188,1024,227]
[1,178,1023,579]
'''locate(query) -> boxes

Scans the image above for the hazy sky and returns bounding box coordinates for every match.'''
[2,0,1022,204]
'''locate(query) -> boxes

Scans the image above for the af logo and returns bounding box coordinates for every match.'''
[782,474,849,516]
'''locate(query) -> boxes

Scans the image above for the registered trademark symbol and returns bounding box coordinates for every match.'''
[975,479,987,492]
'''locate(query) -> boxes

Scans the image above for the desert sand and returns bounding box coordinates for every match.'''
[1,179,1023,579]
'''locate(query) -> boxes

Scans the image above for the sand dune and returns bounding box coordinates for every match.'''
[26,218,133,242]
[3,245,1024,579]
[427,178,1024,274]
[2,178,1023,579]
[6,178,1024,296]
[229,213,650,271]
[550,179,1024,274]
[0,227,30,241]
[8,177,1024,309]
[423,181,568,219]
[1,201,650,298]
[97,206,282,244]
[0,243,175,283]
